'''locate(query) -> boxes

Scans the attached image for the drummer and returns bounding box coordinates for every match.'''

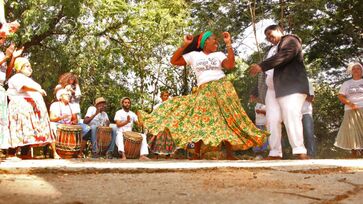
[49,89,90,157]
[114,97,149,160]
[83,97,117,159]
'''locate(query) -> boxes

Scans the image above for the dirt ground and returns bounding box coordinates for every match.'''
[1,164,363,204]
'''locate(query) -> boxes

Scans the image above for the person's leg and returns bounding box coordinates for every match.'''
[78,139,87,158]
[302,114,316,158]
[90,125,98,156]
[224,141,238,160]
[50,142,60,159]
[106,126,117,158]
[115,131,126,160]
[278,93,308,159]
[139,133,150,160]
[191,141,202,160]
[265,88,283,158]
[79,124,91,158]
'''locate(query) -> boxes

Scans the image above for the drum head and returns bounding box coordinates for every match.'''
[58,124,82,131]
[123,131,142,142]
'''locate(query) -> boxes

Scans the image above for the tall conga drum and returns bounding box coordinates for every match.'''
[123,131,142,159]
[97,126,112,155]
[56,124,82,158]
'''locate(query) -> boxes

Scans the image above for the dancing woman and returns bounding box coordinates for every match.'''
[141,31,268,159]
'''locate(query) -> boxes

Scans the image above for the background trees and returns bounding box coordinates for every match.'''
[4,0,361,157]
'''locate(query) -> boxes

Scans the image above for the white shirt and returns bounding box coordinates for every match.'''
[183,51,227,86]
[114,109,138,132]
[7,73,42,99]
[85,106,109,126]
[50,101,75,124]
[339,79,363,110]
[301,80,314,115]
[265,45,278,90]
[255,103,266,125]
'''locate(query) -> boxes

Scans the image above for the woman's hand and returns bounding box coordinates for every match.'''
[12,47,24,59]
[223,32,232,46]
[39,89,47,96]
[183,34,193,46]
[5,43,15,59]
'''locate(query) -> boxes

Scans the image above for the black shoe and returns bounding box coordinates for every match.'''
[106,152,113,159]
[92,153,99,159]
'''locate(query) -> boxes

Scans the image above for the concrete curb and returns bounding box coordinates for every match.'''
[1,159,363,174]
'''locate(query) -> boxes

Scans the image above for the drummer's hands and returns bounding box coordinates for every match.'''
[95,107,101,115]
[126,115,131,123]
[60,114,69,119]
[104,119,110,127]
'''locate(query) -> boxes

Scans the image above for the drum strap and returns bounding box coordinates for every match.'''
[59,102,73,124]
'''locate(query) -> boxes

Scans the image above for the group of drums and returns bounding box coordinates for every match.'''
[56,124,142,159]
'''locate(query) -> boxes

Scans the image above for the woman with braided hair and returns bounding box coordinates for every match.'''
[141,31,268,159]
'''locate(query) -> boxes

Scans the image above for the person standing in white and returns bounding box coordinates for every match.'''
[249,25,309,160]
[114,97,149,160]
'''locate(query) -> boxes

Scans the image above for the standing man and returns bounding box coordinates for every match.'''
[83,97,117,159]
[114,97,149,160]
[301,80,315,158]
[249,24,309,160]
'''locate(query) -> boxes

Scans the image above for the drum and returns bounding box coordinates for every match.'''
[97,126,112,155]
[55,124,82,158]
[123,131,142,159]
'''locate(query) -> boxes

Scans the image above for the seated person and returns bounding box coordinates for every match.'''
[153,90,170,110]
[49,89,90,157]
[83,97,117,159]
[114,97,149,160]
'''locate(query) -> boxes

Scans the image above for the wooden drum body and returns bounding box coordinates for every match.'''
[123,131,142,159]
[97,126,112,155]
[56,124,82,158]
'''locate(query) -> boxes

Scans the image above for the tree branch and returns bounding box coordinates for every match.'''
[22,6,64,51]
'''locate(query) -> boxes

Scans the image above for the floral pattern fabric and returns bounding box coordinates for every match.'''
[8,92,55,148]
[142,78,269,153]
[0,86,10,149]
[148,128,176,155]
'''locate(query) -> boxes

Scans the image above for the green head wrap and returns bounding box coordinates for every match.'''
[199,31,213,49]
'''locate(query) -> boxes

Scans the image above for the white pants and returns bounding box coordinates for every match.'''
[115,131,149,156]
[265,88,307,157]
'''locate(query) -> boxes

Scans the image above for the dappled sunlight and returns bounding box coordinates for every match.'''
[0,174,61,198]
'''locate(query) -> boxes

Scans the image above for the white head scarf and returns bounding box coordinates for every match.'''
[346,62,363,76]
[56,89,71,100]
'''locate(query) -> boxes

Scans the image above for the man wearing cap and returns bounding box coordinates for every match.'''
[114,97,149,160]
[83,97,117,159]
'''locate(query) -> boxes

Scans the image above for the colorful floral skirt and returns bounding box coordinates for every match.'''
[142,78,269,153]
[0,86,10,149]
[148,128,176,155]
[8,93,55,148]
[335,108,363,150]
